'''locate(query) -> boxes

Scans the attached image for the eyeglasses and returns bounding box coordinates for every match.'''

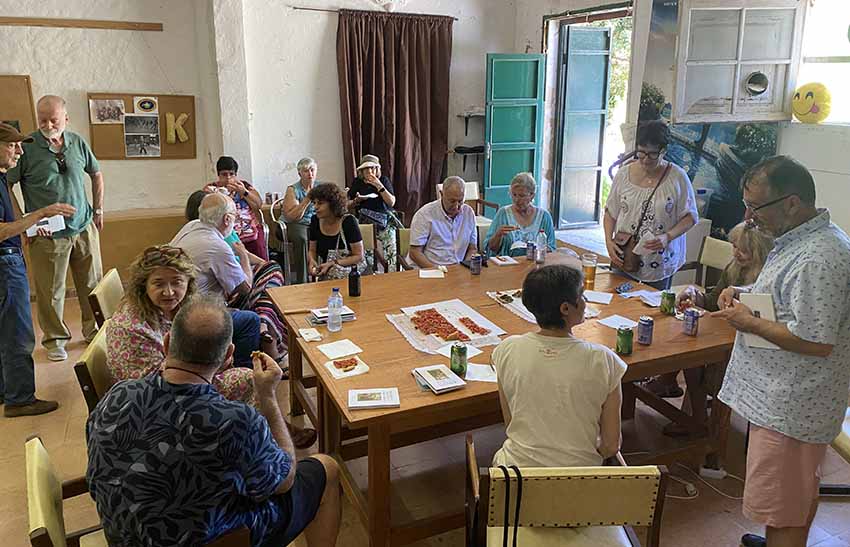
[635,150,663,160]
[55,152,67,174]
[143,246,185,262]
[743,194,794,213]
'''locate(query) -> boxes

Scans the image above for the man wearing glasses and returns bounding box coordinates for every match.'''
[711,156,850,547]
[8,95,105,362]
[0,122,75,416]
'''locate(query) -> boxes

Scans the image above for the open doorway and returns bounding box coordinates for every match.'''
[551,8,632,231]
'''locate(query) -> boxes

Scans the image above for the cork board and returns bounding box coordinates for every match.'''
[0,74,37,135]
[87,92,196,160]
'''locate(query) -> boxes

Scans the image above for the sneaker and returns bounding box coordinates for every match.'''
[741,534,766,547]
[47,347,68,362]
[4,399,60,418]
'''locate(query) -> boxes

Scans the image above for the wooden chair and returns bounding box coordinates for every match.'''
[25,436,252,547]
[397,228,413,271]
[88,268,124,328]
[820,407,850,496]
[673,232,733,296]
[465,436,668,547]
[73,323,112,414]
[477,224,490,255]
[269,197,297,285]
[358,222,384,272]
[437,181,499,227]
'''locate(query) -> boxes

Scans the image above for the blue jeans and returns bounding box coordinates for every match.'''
[228,309,260,367]
[0,253,37,405]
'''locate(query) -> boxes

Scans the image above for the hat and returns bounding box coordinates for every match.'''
[360,154,380,165]
[0,123,33,143]
[356,160,380,171]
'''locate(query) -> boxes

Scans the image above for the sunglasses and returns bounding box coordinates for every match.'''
[55,152,67,174]
[143,246,186,262]
[742,194,794,213]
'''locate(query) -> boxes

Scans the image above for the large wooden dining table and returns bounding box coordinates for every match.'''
[268,256,736,547]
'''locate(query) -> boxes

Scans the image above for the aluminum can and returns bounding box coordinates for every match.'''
[637,316,654,345]
[526,241,536,261]
[265,192,273,205]
[616,327,634,355]
[450,343,468,376]
[683,308,700,336]
[660,291,676,315]
[470,254,482,275]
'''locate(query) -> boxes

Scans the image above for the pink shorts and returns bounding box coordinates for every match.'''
[743,424,828,528]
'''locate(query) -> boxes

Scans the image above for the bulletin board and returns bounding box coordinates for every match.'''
[87,92,196,160]
[0,74,37,135]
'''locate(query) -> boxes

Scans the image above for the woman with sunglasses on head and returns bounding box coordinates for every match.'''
[604,120,699,291]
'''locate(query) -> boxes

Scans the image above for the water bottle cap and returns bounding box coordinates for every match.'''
[332,287,340,292]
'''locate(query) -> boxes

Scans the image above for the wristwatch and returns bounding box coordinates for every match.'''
[378,187,386,193]
[94,208,104,215]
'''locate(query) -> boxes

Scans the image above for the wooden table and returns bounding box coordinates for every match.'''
[268,259,734,547]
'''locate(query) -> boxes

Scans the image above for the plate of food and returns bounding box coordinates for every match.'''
[324,355,370,379]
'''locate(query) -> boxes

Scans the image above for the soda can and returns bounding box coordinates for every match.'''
[660,291,676,315]
[450,343,468,376]
[265,192,273,205]
[683,308,700,336]
[470,254,482,275]
[616,327,634,355]
[526,241,536,261]
[273,191,282,202]
[637,316,654,345]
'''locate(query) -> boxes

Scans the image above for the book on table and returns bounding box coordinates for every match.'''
[348,388,400,409]
[310,305,356,324]
[411,364,466,395]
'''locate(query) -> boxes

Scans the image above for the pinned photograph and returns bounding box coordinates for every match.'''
[88,99,125,125]
[134,96,159,114]
[125,134,161,158]
[124,114,159,135]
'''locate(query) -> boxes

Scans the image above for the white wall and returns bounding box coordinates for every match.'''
[241,0,517,193]
[0,0,223,211]
[778,123,850,234]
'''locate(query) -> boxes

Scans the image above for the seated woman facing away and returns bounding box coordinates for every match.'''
[663,221,774,437]
[308,183,367,281]
[492,264,626,467]
[483,172,556,258]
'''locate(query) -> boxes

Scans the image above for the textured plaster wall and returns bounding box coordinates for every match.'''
[0,0,223,211]
[241,0,517,193]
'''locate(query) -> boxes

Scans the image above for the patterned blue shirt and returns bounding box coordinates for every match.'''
[86,372,292,546]
[719,209,850,443]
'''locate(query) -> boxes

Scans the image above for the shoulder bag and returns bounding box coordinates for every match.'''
[613,163,671,273]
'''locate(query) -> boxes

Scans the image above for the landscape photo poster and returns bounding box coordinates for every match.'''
[638,0,778,238]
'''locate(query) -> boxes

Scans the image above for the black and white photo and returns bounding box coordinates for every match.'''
[125,134,161,158]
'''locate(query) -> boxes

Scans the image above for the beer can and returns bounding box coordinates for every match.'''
[470,254,482,275]
[265,192,273,205]
[683,308,700,336]
[526,241,536,261]
[637,316,654,345]
[273,191,282,202]
[616,327,634,355]
[450,343,468,376]
[660,291,676,315]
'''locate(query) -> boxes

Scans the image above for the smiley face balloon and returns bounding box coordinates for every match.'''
[792,83,831,124]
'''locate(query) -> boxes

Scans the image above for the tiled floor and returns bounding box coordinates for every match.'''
[2,298,850,546]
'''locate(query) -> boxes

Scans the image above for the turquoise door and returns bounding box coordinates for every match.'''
[554,26,611,228]
[483,54,546,217]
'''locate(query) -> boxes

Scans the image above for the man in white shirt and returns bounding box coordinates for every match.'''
[408,176,477,268]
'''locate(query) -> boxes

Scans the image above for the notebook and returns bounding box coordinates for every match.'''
[348,388,400,409]
[411,364,466,395]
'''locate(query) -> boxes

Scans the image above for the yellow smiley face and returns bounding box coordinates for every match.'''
[792,82,831,124]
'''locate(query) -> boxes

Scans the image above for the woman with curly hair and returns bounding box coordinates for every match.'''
[308,183,366,280]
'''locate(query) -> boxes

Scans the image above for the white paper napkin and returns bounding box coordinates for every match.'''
[317,339,363,359]
[598,315,639,330]
[419,269,445,279]
[436,343,483,359]
[465,363,498,383]
[584,291,613,305]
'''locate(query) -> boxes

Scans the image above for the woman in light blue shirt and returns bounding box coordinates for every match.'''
[483,172,556,257]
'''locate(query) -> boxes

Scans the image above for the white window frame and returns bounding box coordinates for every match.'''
[673,0,807,124]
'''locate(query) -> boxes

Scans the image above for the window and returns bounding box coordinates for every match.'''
[797,0,850,124]
[673,0,806,123]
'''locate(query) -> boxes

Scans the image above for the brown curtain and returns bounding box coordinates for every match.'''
[337,9,453,221]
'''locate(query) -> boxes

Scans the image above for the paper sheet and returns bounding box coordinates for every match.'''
[360,193,379,199]
[465,363,498,383]
[436,343,483,360]
[25,214,65,237]
[323,356,370,379]
[317,339,363,359]
[510,240,529,251]
[633,234,656,255]
[584,291,613,305]
[400,299,507,337]
[740,293,780,350]
[298,328,322,342]
[490,255,519,266]
[640,293,662,308]
[419,269,445,279]
[598,315,638,330]
[386,313,503,354]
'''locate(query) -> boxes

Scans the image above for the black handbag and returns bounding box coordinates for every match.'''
[497,465,523,547]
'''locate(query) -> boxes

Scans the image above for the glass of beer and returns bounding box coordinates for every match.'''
[581,253,598,290]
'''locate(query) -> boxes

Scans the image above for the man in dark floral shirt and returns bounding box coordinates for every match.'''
[86,296,340,546]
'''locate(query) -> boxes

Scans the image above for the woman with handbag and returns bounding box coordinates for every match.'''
[603,120,698,291]
[347,155,398,272]
[308,183,368,280]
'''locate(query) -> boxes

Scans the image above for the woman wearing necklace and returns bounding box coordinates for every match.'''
[307,183,366,280]
[604,120,698,291]
[282,157,320,284]
[483,172,556,257]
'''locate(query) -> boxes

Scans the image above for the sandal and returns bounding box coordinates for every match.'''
[288,423,318,449]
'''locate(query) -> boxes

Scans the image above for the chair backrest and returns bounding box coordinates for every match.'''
[699,236,734,271]
[437,181,482,202]
[477,224,488,254]
[832,407,850,464]
[398,228,411,258]
[74,322,112,414]
[26,437,67,547]
[359,223,375,253]
[89,269,124,328]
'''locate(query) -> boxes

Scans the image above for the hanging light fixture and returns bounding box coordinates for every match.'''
[371,0,408,11]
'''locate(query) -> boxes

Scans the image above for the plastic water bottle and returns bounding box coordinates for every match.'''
[534,229,547,264]
[327,288,343,332]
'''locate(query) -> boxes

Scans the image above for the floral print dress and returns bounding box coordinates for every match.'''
[106,302,254,405]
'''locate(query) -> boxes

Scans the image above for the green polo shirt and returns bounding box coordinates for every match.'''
[7,130,100,237]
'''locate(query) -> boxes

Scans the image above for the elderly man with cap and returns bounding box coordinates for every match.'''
[347,154,398,271]
[408,176,478,269]
[0,122,74,417]
[8,95,105,362]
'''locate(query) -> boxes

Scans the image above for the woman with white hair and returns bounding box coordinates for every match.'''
[347,154,398,271]
[283,157,320,283]
[483,172,556,257]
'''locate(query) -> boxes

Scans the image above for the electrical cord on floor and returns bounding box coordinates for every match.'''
[675,463,745,501]
[666,474,699,500]
[620,452,744,501]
